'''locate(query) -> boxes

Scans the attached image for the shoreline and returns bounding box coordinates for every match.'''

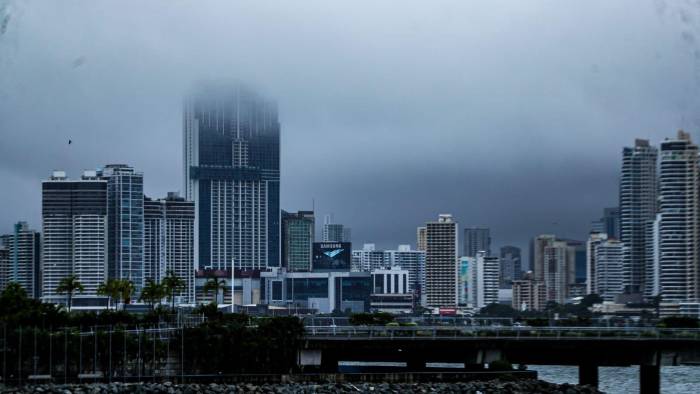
[0,380,602,393]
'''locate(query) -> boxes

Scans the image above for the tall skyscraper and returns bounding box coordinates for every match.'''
[657,131,700,302]
[144,193,195,304]
[471,251,500,309]
[499,245,522,287]
[534,236,580,304]
[531,234,556,282]
[183,84,280,271]
[281,210,314,272]
[593,239,627,302]
[425,214,458,308]
[99,164,144,294]
[591,207,621,240]
[42,171,108,305]
[416,226,427,251]
[620,139,657,298]
[0,222,41,298]
[463,226,491,257]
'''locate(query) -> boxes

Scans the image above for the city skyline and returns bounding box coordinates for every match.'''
[5,2,700,254]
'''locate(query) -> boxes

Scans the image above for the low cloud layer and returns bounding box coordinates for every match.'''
[1,1,700,263]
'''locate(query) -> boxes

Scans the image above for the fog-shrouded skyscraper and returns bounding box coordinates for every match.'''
[0,222,41,298]
[144,193,195,304]
[463,226,490,257]
[99,164,144,294]
[281,210,314,272]
[657,131,700,302]
[42,171,108,305]
[425,214,458,308]
[620,139,657,299]
[184,84,280,271]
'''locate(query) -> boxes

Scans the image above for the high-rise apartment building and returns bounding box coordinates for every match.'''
[620,139,658,298]
[425,214,458,308]
[386,244,426,295]
[499,245,521,287]
[531,234,556,282]
[281,211,314,272]
[416,227,427,251]
[351,244,389,272]
[586,232,608,295]
[593,239,627,302]
[657,131,700,302]
[322,215,349,242]
[463,226,491,257]
[42,171,108,306]
[458,256,472,306]
[144,193,195,304]
[512,272,547,311]
[0,222,41,298]
[99,164,144,294]
[184,84,280,271]
[471,251,500,309]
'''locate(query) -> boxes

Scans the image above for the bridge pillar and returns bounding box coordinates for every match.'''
[406,357,426,371]
[640,364,660,394]
[319,352,338,373]
[578,364,598,388]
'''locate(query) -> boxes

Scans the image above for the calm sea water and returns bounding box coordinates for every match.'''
[532,365,700,394]
[340,363,700,393]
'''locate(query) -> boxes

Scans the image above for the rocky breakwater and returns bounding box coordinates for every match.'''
[0,380,603,393]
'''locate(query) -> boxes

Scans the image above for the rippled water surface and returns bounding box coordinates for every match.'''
[532,365,700,394]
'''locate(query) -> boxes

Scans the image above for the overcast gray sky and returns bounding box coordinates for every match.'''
[1,0,700,263]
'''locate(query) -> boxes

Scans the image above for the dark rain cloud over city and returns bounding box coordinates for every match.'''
[2,0,700,257]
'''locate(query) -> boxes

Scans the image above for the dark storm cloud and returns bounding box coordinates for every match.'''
[1,0,700,256]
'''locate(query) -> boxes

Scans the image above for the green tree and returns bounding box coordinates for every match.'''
[139,279,165,310]
[117,279,136,306]
[96,278,122,310]
[162,270,186,310]
[56,275,84,312]
[580,293,603,307]
[203,277,227,305]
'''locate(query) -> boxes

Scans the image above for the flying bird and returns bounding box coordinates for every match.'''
[68,139,72,145]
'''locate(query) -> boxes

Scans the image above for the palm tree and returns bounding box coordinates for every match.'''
[97,279,121,310]
[139,279,165,310]
[56,275,84,312]
[162,270,186,310]
[203,277,227,306]
[117,279,136,307]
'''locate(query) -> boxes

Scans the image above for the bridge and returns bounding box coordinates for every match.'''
[301,326,700,394]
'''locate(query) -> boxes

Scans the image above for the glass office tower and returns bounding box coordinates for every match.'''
[184,84,280,270]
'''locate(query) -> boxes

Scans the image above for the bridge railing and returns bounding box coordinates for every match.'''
[304,325,700,340]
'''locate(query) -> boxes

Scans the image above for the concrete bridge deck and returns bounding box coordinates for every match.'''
[301,326,700,394]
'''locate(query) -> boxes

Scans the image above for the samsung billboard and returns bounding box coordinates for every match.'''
[312,242,351,271]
